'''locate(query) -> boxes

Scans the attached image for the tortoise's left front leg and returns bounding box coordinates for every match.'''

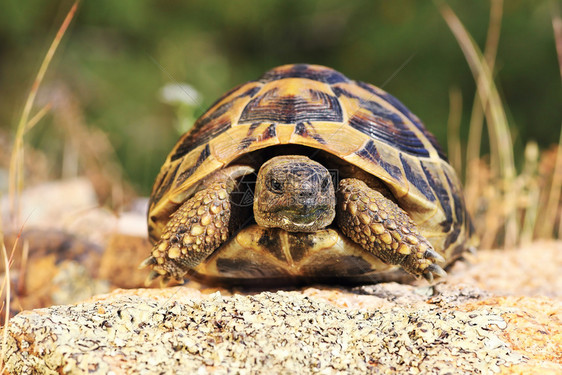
[336,178,446,281]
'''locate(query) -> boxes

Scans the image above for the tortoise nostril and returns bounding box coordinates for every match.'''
[298,190,314,198]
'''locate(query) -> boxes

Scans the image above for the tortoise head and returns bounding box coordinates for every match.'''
[253,155,336,232]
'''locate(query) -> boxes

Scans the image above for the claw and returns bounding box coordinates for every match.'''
[144,270,161,286]
[424,249,445,263]
[423,270,434,282]
[159,276,171,287]
[424,263,447,282]
[139,256,157,269]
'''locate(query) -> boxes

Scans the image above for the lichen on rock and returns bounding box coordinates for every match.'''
[3,286,526,374]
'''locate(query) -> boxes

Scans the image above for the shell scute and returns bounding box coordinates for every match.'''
[239,82,343,124]
[420,161,453,233]
[399,153,436,203]
[356,140,405,184]
[149,64,474,265]
[355,80,447,161]
[169,82,263,162]
[260,63,349,84]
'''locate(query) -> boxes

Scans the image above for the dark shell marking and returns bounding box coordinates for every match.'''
[260,63,349,84]
[149,64,475,268]
[239,88,343,124]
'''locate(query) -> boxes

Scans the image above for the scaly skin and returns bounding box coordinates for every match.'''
[143,180,232,283]
[253,155,335,233]
[336,178,446,281]
[142,161,447,284]
[141,166,254,284]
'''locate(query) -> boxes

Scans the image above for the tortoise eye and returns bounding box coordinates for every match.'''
[269,178,283,194]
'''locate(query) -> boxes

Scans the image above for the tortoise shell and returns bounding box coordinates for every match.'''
[148,64,473,275]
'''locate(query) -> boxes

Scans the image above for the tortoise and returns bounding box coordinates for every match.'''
[142,64,475,286]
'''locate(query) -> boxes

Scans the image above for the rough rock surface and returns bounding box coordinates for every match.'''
[3,281,561,374]
[1,181,560,374]
[0,286,517,374]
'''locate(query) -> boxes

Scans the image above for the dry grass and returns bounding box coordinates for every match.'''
[439,1,562,248]
[465,0,503,179]
[43,83,133,211]
[0,2,79,370]
[0,1,560,337]
[7,1,80,229]
[543,6,562,239]
[0,231,11,372]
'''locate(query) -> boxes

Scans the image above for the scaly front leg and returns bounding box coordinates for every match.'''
[336,178,446,281]
[141,166,254,284]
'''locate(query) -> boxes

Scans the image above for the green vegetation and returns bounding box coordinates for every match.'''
[1,1,559,195]
[0,1,560,344]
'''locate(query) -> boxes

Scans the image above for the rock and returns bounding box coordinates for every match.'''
[446,240,562,298]
[1,178,148,245]
[0,180,152,316]
[1,229,108,320]
[1,178,560,373]
[2,284,560,374]
[98,234,154,289]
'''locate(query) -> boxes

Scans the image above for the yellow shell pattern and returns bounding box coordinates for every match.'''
[148,64,474,263]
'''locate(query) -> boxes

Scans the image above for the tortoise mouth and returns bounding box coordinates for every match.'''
[279,206,329,221]
[268,206,335,232]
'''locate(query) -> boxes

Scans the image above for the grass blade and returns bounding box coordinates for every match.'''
[438,1,517,248]
[8,1,79,228]
[465,0,503,185]
[447,87,463,174]
[540,128,562,238]
[25,103,52,133]
[0,213,11,372]
[552,6,562,83]
[438,2,514,180]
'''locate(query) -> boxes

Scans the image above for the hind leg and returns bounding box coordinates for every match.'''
[336,178,446,281]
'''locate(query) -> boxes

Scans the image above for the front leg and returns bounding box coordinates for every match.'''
[336,178,446,281]
[142,166,254,284]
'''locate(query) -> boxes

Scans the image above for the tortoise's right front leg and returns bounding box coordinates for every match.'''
[142,166,254,284]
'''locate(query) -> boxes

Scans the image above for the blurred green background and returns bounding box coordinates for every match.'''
[0,0,559,196]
